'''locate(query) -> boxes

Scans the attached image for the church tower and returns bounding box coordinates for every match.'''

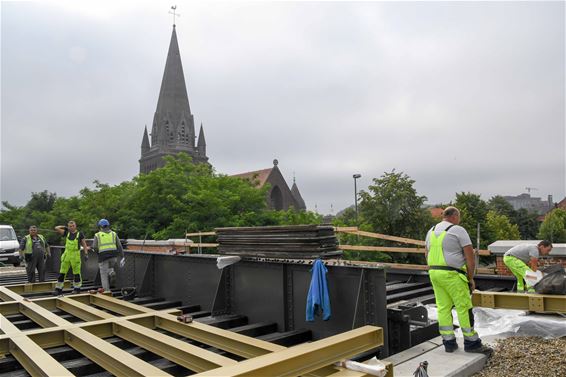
[139,25,209,174]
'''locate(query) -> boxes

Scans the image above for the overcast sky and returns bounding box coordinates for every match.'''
[1,1,565,215]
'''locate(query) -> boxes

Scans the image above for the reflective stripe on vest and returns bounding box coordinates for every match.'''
[24,234,46,254]
[96,231,117,253]
[65,231,81,254]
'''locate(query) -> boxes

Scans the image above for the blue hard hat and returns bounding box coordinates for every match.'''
[98,219,110,227]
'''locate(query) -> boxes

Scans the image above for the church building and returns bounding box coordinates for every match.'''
[139,25,306,211]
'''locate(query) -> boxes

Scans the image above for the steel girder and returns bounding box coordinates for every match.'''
[472,291,566,313]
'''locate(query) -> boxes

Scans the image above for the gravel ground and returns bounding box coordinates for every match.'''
[474,336,566,377]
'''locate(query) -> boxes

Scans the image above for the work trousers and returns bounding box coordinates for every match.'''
[25,249,46,283]
[503,255,534,293]
[429,269,479,343]
[56,251,82,289]
[98,257,117,291]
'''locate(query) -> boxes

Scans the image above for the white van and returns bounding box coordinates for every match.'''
[0,225,21,266]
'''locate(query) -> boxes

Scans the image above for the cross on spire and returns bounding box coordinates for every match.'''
[169,5,180,26]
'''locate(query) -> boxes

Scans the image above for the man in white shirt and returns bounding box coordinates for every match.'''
[425,206,491,355]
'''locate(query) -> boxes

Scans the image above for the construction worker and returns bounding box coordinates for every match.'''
[93,219,125,291]
[54,221,89,295]
[425,206,492,354]
[18,225,50,282]
[503,240,553,293]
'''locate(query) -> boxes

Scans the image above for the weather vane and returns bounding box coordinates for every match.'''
[169,5,180,26]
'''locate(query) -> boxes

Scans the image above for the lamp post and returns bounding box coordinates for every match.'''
[353,174,361,228]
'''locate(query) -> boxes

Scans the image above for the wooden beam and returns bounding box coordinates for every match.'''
[113,320,237,372]
[187,243,219,248]
[338,229,426,246]
[56,296,114,321]
[153,312,285,358]
[64,327,172,376]
[186,231,217,236]
[340,245,426,253]
[0,313,73,377]
[194,325,383,377]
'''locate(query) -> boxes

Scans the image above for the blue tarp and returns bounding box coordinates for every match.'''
[306,259,331,321]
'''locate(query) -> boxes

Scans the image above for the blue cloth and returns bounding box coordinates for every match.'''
[306,259,331,321]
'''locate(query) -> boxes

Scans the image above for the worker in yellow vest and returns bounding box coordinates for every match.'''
[93,219,125,291]
[18,225,50,282]
[425,206,492,355]
[54,221,89,295]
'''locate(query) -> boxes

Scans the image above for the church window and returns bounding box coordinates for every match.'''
[270,186,283,211]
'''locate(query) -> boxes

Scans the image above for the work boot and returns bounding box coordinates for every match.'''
[72,288,81,294]
[53,288,63,296]
[464,340,493,356]
[443,339,458,353]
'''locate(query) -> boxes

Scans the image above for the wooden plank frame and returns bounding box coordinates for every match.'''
[0,282,392,377]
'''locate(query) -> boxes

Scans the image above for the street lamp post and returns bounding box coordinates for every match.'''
[353,174,361,228]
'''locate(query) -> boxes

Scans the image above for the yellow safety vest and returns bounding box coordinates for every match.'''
[24,234,46,254]
[95,231,117,253]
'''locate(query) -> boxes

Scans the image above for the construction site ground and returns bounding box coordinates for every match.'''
[385,315,566,377]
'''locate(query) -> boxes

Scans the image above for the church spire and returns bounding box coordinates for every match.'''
[291,176,307,210]
[141,125,150,153]
[197,123,206,156]
[155,26,192,116]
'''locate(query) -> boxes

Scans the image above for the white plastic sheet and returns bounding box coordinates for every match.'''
[425,304,566,339]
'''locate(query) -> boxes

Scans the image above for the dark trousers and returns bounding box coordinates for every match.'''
[25,250,46,283]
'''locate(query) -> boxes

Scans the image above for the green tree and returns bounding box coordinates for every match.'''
[513,208,540,239]
[0,153,324,242]
[488,196,516,219]
[538,209,566,243]
[454,192,489,248]
[358,170,434,263]
[485,210,520,241]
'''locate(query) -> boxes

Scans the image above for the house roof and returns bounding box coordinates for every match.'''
[231,168,273,187]
[429,207,444,219]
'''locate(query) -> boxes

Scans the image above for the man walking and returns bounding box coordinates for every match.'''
[504,240,553,293]
[425,206,492,354]
[93,219,125,291]
[54,221,89,295]
[19,225,50,282]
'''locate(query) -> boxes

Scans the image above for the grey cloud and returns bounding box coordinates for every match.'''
[1,1,564,215]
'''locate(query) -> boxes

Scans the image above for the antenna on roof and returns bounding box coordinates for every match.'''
[525,187,538,194]
[169,5,180,26]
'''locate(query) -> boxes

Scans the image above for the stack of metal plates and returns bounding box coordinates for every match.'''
[216,225,342,259]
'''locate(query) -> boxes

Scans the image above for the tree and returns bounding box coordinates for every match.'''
[454,192,489,248]
[359,170,434,263]
[485,210,520,241]
[0,153,323,241]
[538,209,566,243]
[513,208,540,240]
[27,191,57,213]
[360,170,434,239]
[488,196,516,219]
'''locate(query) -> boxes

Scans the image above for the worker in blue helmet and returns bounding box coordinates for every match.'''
[93,219,125,291]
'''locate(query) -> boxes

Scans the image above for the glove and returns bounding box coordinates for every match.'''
[119,257,126,268]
